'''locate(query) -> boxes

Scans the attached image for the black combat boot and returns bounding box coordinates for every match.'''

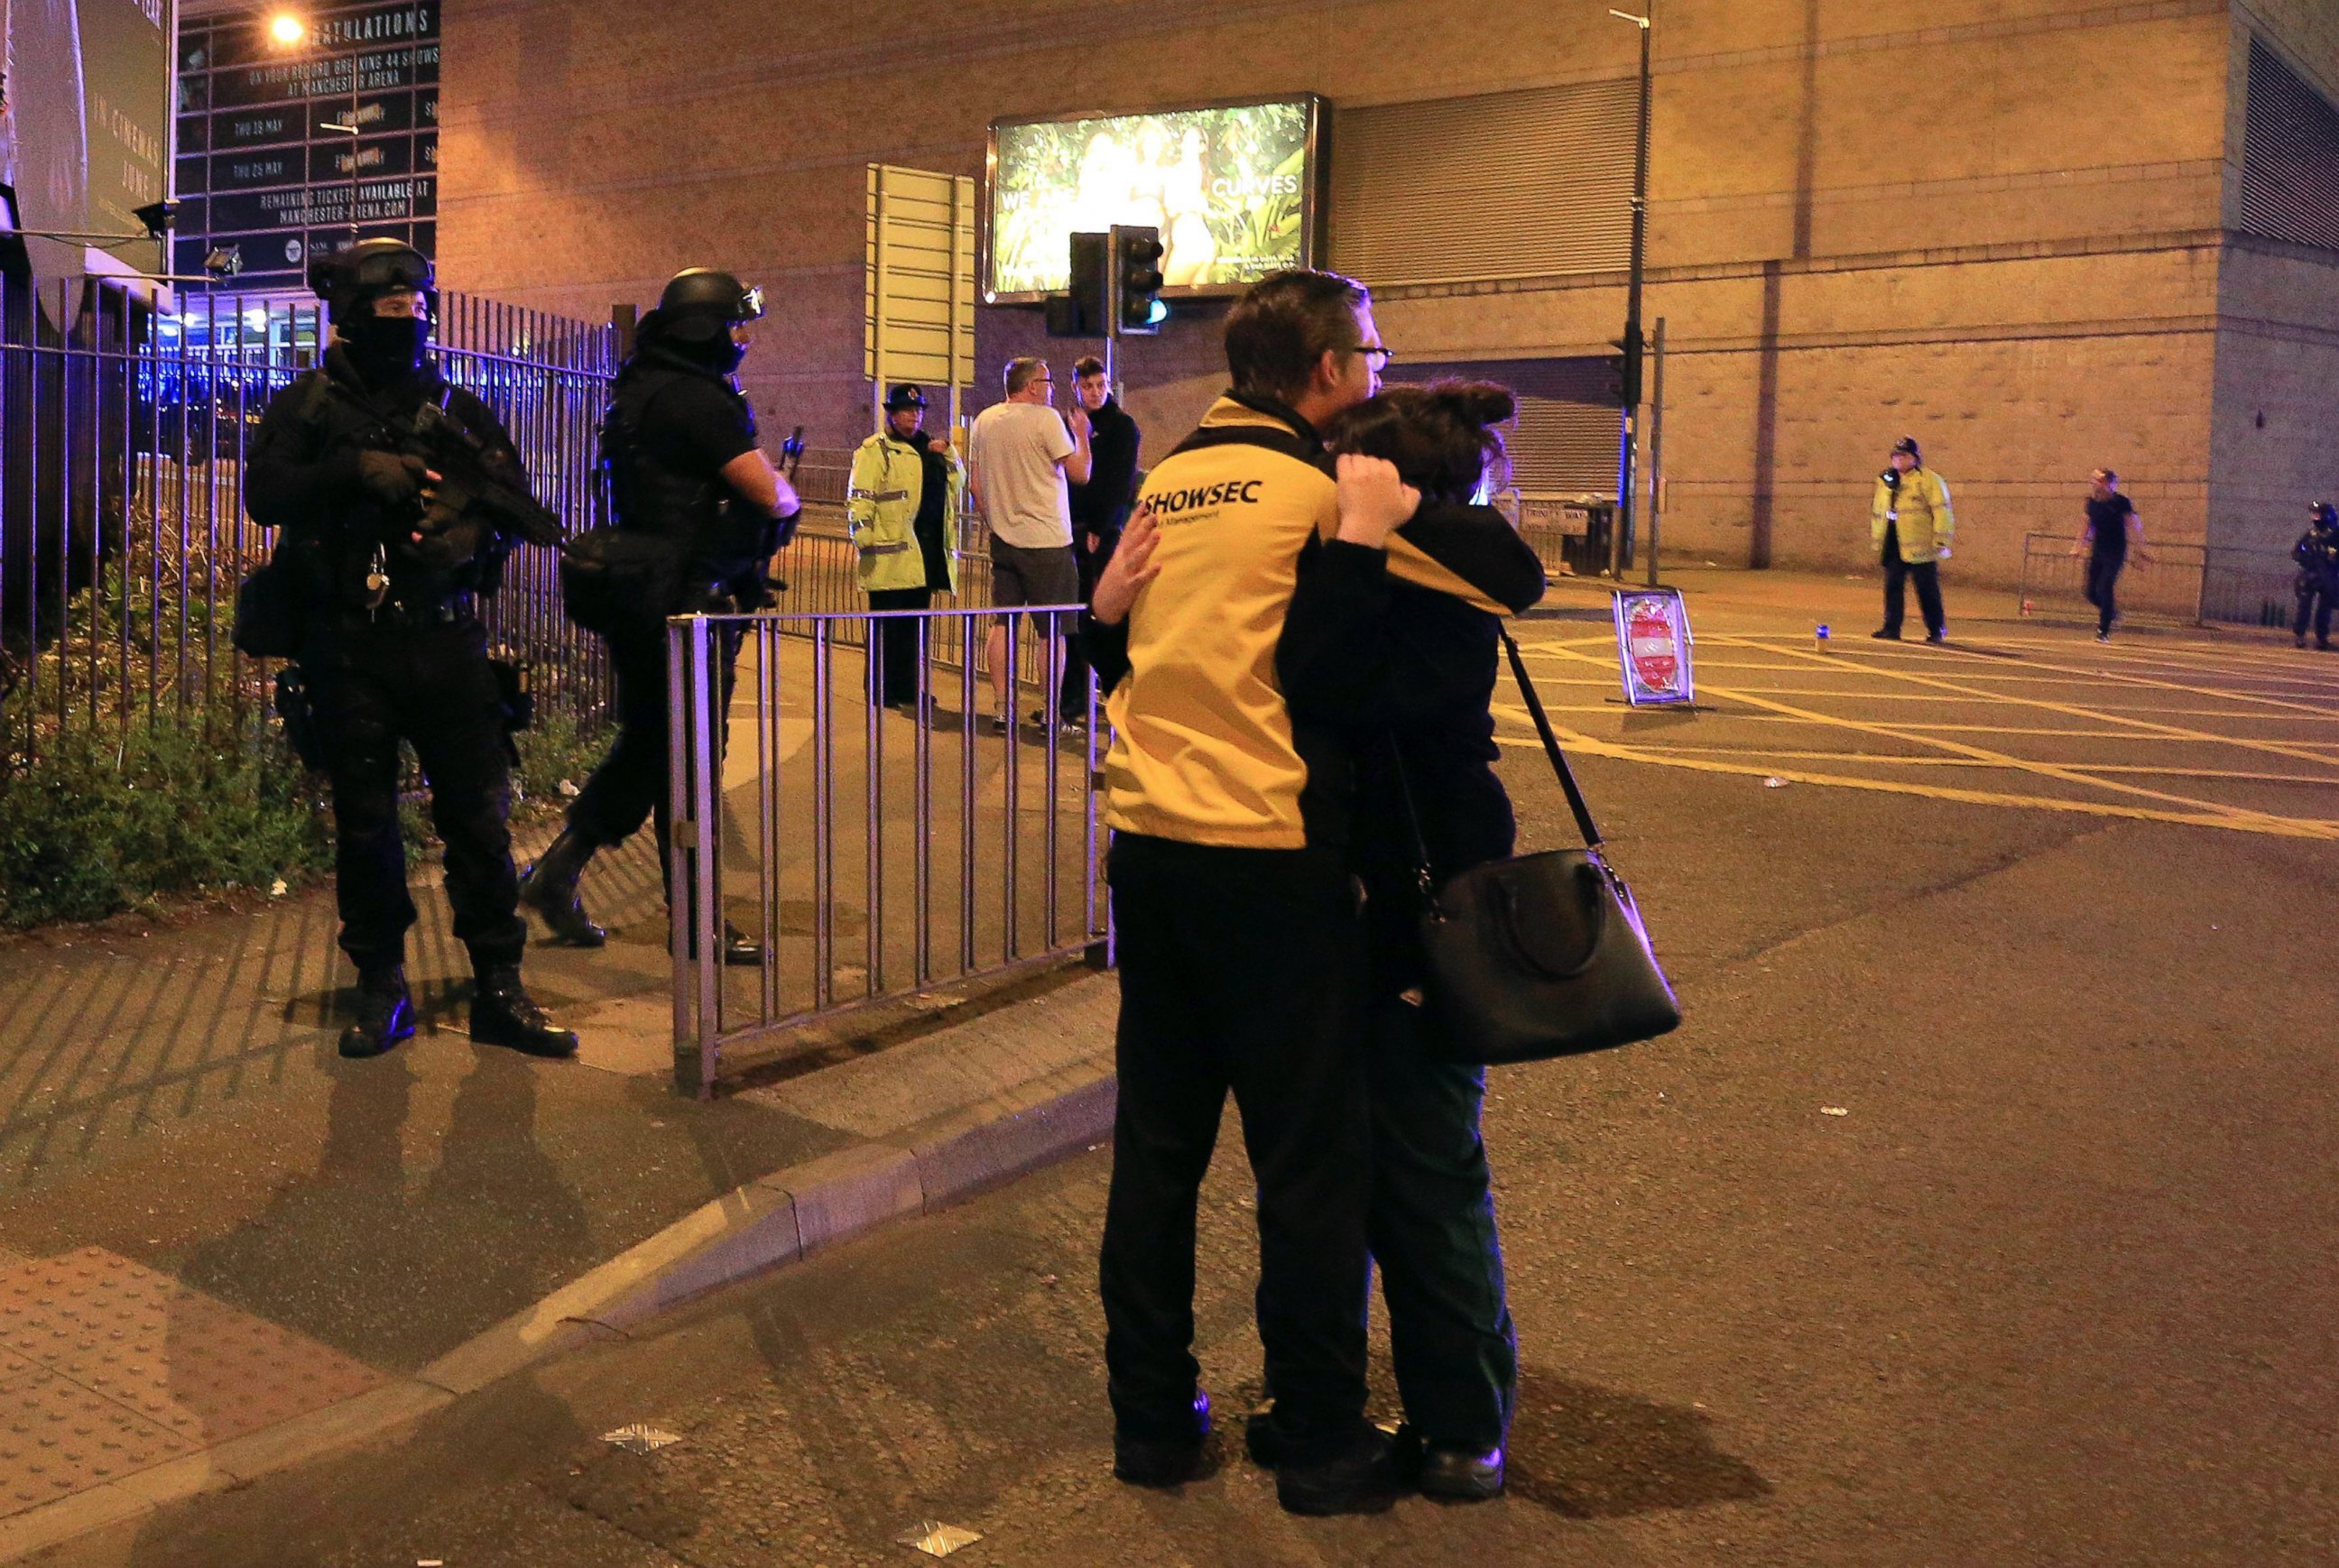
[519,827,607,947]
[340,966,416,1059]
[723,920,766,967]
[468,965,579,1058]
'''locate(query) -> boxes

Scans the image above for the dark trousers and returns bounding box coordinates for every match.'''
[2298,584,2335,646]
[867,586,932,706]
[1059,533,1115,718]
[2085,552,2126,635]
[1366,996,1518,1452]
[305,611,525,976]
[569,618,740,880]
[1881,552,1946,637]
[1099,833,1373,1459]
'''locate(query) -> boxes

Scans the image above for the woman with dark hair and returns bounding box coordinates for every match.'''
[1278,380,1547,1501]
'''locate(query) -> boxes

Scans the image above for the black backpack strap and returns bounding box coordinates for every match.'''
[1500,626,1604,851]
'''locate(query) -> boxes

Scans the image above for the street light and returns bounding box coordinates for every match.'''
[266,13,362,241]
[1610,5,1654,581]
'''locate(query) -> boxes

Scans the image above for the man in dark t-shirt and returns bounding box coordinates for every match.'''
[2072,467,2149,641]
[1061,355,1141,722]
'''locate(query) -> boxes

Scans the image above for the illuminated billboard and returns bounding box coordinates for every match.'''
[985,96,1321,301]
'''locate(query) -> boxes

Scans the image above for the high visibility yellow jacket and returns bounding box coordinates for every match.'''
[1872,466,1955,563]
[846,432,964,592]
[1091,393,1544,850]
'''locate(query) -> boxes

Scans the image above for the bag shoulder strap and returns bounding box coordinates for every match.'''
[1500,626,1604,850]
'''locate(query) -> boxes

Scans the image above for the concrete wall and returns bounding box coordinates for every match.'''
[2205,8,2339,562]
[437,0,2255,583]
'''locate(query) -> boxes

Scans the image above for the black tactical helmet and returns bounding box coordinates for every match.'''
[308,237,433,324]
[2313,501,2337,529]
[655,269,764,341]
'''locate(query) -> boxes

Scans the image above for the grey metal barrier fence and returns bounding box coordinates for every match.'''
[0,275,618,768]
[2016,530,2299,628]
[667,604,1107,1098]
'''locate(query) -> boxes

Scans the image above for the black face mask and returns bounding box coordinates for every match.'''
[346,313,429,383]
[678,331,745,374]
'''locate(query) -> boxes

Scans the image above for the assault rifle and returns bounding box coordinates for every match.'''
[405,400,564,553]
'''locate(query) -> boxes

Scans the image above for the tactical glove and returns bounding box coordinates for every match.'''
[357,451,429,503]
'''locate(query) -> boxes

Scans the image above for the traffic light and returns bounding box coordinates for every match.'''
[1606,323,1644,408]
[1047,231,1111,337]
[1110,224,1166,337]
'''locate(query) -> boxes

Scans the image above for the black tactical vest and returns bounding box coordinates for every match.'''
[282,358,510,608]
[602,356,768,575]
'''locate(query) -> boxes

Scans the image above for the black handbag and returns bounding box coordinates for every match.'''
[1397,629,1682,1066]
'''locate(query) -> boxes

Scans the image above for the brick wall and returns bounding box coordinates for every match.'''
[438,0,2274,585]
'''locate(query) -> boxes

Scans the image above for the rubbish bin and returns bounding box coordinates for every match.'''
[1560,501,1616,576]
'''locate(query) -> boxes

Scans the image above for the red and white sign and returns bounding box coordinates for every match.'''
[1613,588,1696,706]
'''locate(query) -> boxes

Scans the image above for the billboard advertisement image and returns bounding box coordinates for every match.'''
[1,0,173,273]
[985,96,1318,300]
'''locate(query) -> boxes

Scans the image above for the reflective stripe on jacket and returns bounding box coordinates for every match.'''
[1871,466,1955,562]
[846,433,964,592]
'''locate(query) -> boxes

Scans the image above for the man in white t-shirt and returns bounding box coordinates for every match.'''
[968,355,1092,730]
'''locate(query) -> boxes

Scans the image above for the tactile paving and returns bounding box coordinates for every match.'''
[0,1369,194,1508]
[0,1248,388,1510]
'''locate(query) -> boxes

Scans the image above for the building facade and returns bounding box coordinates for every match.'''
[423,0,2338,583]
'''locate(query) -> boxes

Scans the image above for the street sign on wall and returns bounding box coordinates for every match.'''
[1613,586,1695,706]
[864,163,975,415]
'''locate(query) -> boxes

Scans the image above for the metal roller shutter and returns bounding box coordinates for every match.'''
[1387,357,1623,497]
[1328,80,1639,286]
[2242,39,2339,252]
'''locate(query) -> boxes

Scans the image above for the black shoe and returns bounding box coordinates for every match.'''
[723,920,766,968]
[1274,1425,1400,1517]
[468,966,578,1058]
[339,966,415,1059]
[519,828,606,947]
[1392,1425,1505,1502]
[1924,629,1948,645]
[1114,1433,1208,1488]
[1870,627,1902,641]
[1114,1391,1212,1489]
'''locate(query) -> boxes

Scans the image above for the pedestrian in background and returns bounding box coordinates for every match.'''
[1871,435,1955,643]
[2071,467,2151,642]
[967,356,1089,733]
[2294,501,2339,651]
[847,383,964,711]
[1060,355,1141,728]
[1281,381,1549,1502]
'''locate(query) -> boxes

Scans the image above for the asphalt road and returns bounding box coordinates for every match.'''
[41,574,2339,1567]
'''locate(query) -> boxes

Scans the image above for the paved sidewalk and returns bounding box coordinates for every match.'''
[0,723,1116,1562]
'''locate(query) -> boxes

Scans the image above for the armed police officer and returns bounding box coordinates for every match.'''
[245,238,577,1061]
[522,269,800,956]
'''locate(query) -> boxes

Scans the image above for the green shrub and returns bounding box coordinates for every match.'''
[0,717,333,929]
[0,706,610,930]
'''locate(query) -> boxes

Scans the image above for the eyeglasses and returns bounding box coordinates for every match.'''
[1353,343,1395,369]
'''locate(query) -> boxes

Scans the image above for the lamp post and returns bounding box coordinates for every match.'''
[268,14,362,244]
[1609,5,1653,579]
